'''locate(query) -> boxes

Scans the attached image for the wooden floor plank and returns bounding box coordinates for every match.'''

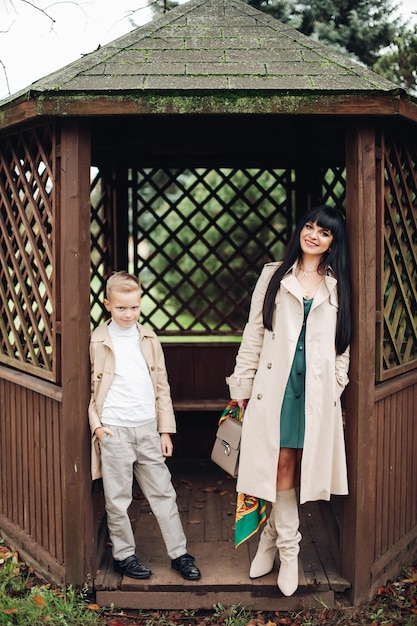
[299,503,330,591]
[94,461,349,609]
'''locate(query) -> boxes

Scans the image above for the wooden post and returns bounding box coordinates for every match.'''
[342,122,378,604]
[58,119,94,585]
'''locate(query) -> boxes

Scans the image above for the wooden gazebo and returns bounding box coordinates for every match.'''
[1,0,416,608]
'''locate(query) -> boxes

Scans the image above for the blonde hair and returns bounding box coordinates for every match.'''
[106,271,141,299]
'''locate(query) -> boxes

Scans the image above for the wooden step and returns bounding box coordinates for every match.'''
[94,463,350,611]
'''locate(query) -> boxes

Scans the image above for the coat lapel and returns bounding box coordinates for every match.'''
[279,264,339,311]
[311,275,338,311]
[280,263,303,302]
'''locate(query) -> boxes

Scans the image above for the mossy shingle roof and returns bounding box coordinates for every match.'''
[3,0,399,103]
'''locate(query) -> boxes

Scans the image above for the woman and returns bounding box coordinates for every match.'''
[227,205,352,597]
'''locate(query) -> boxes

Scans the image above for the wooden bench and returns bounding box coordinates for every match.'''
[163,342,239,413]
[172,398,228,411]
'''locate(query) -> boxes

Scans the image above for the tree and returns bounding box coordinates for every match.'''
[373,24,417,90]
[149,0,179,14]
[244,0,417,93]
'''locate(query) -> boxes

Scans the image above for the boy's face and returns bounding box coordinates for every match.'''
[104,288,141,329]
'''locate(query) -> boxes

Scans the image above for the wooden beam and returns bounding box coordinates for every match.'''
[342,122,378,604]
[0,92,414,133]
[58,119,94,585]
[0,364,62,400]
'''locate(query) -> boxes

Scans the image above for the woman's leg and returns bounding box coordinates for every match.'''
[276,447,301,490]
[274,447,303,596]
[249,448,301,579]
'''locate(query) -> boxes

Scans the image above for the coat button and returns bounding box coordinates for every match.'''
[267,362,272,369]
[257,393,263,400]
[97,373,102,379]
[272,333,275,340]
[150,366,155,371]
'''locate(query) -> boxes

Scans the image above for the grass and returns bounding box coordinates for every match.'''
[0,542,100,626]
[1,539,417,625]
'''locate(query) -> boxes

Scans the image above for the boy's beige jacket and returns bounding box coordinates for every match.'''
[227,262,350,505]
[88,321,176,480]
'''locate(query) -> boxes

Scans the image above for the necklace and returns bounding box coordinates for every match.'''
[302,277,323,298]
[296,269,323,298]
[298,263,318,277]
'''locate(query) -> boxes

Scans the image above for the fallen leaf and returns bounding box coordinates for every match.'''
[32,594,47,608]
[0,608,18,615]
[202,486,218,492]
[401,574,417,583]
[0,547,13,559]
[193,504,205,509]
[188,520,201,524]
[108,619,126,626]
[86,603,100,611]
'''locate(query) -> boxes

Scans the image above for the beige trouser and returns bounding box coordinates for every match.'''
[100,421,187,561]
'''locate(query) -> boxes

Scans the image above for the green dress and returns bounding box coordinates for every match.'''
[280,297,313,448]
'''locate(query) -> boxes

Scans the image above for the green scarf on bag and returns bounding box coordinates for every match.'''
[218,400,267,547]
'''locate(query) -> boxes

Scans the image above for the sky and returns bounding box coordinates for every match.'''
[0,0,416,100]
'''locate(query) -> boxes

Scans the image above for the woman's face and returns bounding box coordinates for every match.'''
[299,220,334,257]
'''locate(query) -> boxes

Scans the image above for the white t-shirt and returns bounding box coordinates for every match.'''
[101,321,156,427]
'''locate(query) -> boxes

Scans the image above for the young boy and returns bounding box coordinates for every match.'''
[88,271,201,581]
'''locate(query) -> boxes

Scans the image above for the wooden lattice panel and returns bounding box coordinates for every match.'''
[90,165,349,334]
[322,166,346,208]
[128,167,294,334]
[380,132,417,379]
[90,169,114,325]
[0,127,55,379]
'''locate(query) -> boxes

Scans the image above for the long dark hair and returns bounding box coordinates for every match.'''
[262,205,352,354]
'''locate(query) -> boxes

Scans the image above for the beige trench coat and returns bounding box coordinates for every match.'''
[227,262,350,504]
[88,320,176,480]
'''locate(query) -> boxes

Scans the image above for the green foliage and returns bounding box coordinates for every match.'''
[0,546,99,626]
[211,602,253,626]
[374,24,417,90]
[244,0,417,93]
[134,167,290,333]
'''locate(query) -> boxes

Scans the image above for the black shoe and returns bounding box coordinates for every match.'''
[113,555,152,579]
[171,553,201,580]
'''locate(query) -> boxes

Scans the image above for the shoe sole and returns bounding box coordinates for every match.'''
[114,566,152,579]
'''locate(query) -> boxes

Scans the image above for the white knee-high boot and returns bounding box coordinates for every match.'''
[274,488,301,596]
[249,512,277,578]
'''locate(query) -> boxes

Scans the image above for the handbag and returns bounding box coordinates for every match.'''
[211,416,242,477]
[211,400,247,477]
